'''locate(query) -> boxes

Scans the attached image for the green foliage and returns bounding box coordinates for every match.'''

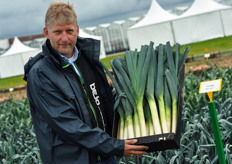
[0,66,231,164]
[119,66,232,164]
[0,99,41,164]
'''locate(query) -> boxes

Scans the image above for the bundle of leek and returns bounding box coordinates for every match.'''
[101,41,189,139]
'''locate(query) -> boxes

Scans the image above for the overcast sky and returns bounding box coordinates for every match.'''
[0,0,194,39]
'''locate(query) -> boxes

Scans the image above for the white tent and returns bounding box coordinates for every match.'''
[79,29,106,58]
[180,0,229,17]
[0,37,41,79]
[172,0,231,44]
[127,0,178,50]
[127,0,232,50]
[1,37,38,57]
[219,7,232,36]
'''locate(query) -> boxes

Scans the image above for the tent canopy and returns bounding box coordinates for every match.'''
[0,37,41,78]
[172,0,232,44]
[180,0,230,17]
[127,0,178,50]
[127,0,232,50]
[130,0,178,29]
[1,36,37,57]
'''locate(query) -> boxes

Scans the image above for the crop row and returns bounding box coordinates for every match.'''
[0,66,231,164]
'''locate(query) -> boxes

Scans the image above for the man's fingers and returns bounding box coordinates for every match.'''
[123,139,149,157]
[125,139,138,145]
[128,144,148,151]
[125,139,149,150]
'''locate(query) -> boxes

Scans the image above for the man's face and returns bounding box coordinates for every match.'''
[43,22,79,58]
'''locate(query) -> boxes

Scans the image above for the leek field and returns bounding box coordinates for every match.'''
[0,66,231,164]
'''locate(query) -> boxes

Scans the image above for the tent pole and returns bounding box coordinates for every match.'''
[219,10,226,37]
[170,21,176,45]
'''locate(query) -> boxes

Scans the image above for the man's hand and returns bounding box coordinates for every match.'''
[123,139,148,157]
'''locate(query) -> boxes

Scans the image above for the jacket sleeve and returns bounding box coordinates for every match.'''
[27,67,124,156]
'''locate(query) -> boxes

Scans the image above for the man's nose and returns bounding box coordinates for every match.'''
[61,32,69,41]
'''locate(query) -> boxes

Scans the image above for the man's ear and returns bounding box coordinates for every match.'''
[76,25,79,36]
[43,27,49,39]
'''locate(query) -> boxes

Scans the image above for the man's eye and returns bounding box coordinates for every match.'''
[54,31,61,34]
[67,30,73,33]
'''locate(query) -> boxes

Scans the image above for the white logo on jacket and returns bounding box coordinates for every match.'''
[90,83,100,105]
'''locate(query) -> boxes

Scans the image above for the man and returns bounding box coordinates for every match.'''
[24,1,148,164]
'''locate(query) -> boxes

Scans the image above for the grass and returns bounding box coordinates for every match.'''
[100,53,125,69]
[183,35,232,57]
[0,75,25,90]
[0,35,232,90]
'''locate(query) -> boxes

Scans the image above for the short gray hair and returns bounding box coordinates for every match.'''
[45,1,77,29]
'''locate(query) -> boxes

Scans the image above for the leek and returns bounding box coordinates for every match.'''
[143,98,155,136]
[125,42,154,137]
[165,69,178,133]
[111,59,139,138]
[165,41,177,132]
[164,77,172,132]
[117,103,125,139]
[155,44,168,133]
[145,48,162,135]
[101,62,134,138]
[102,41,190,139]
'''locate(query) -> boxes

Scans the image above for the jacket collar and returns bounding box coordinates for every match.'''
[75,36,101,64]
[43,40,67,67]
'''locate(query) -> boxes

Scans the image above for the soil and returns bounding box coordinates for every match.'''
[184,53,232,73]
[0,54,231,102]
[0,85,27,102]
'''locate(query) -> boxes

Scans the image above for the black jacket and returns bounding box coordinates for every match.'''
[24,37,124,164]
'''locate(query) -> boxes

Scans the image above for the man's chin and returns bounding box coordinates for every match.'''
[59,50,72,56]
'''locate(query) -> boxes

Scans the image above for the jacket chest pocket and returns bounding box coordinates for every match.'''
[61,84,76,103]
